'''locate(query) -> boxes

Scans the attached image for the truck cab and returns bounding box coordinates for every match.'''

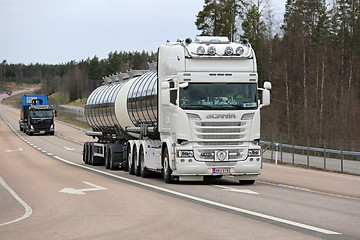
[26,105,55,135]
[19,94,56,136]
[157,36,271,183]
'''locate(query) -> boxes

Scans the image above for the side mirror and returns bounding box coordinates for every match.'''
[264,81,272,90]
[262,89,270,107]
[54,110,57,117]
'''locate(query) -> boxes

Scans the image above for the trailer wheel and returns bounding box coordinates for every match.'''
[109,150,115,170]
[83,143,87,163]
[139,146,149,178]
[105,146,110,169]
[86,143,91,164]
[162,147,173,183]
[129,146,135,175]
[135,146,141,176]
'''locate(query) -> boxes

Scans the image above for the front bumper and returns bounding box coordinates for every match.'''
[172,156,261,179]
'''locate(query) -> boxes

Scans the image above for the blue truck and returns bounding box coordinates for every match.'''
[19,94,56,135]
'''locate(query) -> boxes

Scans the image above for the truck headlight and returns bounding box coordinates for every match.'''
[248,149,260,156]
[177,150,194,158]
[30,125,34,130]
[241,113,254,120]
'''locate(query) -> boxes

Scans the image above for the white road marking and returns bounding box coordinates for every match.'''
[5,148,23,153]
[59,181,107,195]
[64,146,75,151]
[0,176,33,226]
[213,185,259,194]
[53,155,340,235]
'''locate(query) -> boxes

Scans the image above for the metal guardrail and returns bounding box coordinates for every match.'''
[261,140,360,158]
[260,140,360,174]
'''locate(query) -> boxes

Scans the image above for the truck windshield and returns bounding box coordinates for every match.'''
[30,110,53,118]
[179,83,258,110]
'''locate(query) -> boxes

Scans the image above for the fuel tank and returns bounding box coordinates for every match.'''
[85,70,158,139]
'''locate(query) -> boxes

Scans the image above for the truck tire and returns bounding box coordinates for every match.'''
[83,143,87,163]
[162,147,173,183]
[86,143,91,164]
[127,146,134,174]
[129,146,136,175]
[134,146,141,176]
[139,146,150,178]
[20,125,23,131]
[105,146,110,169]
[89,144,94,165]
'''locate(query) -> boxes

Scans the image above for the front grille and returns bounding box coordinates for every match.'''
[197,122,243,127]
[197,128,244,133]
[192,120,248,161]
[197,141,243,146]
[198,135,243,139]
[34,124,51,130]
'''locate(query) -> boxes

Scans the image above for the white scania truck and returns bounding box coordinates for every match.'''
[83,36,271,184]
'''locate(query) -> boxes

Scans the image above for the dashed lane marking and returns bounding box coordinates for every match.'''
[55,133,84,145]
[257,180,360,201]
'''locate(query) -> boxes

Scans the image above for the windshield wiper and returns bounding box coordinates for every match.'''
[182,104,213,109]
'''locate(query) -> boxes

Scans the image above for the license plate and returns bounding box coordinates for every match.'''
[213,168,231,174]
[40,131,45,134]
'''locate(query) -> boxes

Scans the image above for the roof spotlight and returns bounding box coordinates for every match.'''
[197,46,205,55]
[224,46,234,56]
[236,46,244,55]
[207,46,216,56]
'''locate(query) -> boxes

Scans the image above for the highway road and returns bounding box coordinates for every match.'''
[1,91,360,240]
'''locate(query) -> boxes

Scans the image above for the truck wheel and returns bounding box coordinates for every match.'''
[108,150,114,170]
[129,146,135,175]
[162,147,173,183]
[89,144,94,165]
[86,144,91,164]
[139,147,149,178]
[134,146,141,176]
[20,125,23,131]
[83,143,87,163]
[105,147,110,169]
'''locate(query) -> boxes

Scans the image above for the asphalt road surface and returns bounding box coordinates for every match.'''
[1,91,360,240]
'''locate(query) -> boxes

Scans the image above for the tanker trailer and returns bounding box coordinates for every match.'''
[83,36,272,184]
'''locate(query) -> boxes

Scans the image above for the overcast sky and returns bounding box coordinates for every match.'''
[0,0,285,65]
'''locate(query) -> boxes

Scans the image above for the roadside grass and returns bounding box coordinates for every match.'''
[55,115,90,130]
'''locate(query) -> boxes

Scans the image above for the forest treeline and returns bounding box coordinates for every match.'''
[195,0,360,150]
[1,0,359,150]
[0,51,156,102]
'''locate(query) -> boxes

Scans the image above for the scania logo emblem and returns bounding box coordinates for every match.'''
[206,113,236,119]
[216,150,227,161]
